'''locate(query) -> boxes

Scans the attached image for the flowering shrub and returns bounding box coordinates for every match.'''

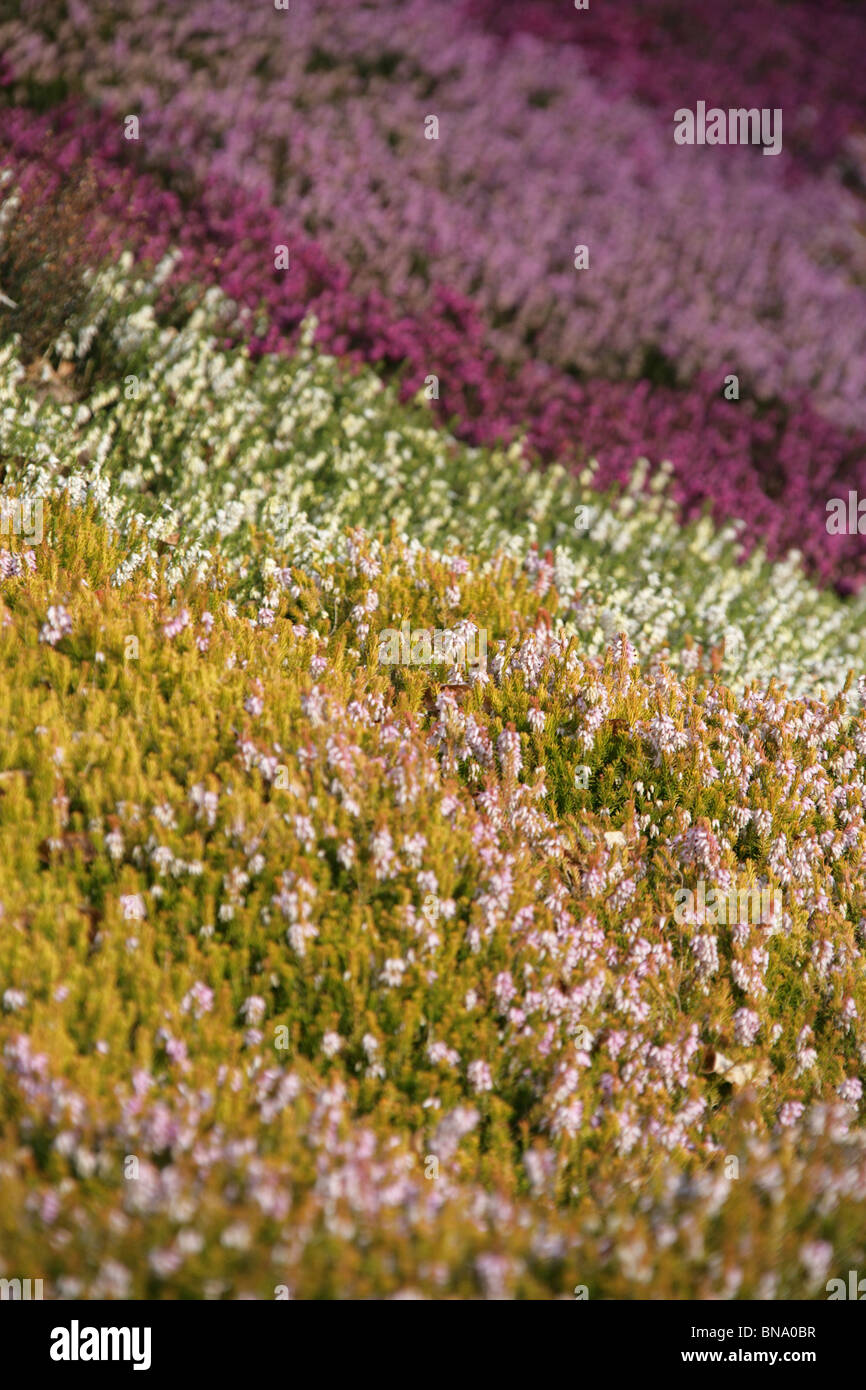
[1,256,865,695]
[2,6,866,589]
[464,0,866,171]
[1,0,866,1303]
[0,160,106,363]
[1,495,866,1296]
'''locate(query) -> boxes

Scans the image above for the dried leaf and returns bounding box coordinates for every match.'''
[39,833,96,864]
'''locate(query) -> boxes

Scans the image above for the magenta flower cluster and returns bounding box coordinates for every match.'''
[464,0,866,172]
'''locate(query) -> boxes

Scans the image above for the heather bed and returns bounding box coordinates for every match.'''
[2,0,866,586]
[464,0,866,173]
[2,250,866,696]
[1,241,866,1294]
[1,0,866,1303]
[1,497,866,1297]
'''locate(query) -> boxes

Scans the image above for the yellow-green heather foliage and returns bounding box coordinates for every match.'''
[1,498,866,1298]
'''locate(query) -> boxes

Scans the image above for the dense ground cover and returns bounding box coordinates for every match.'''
[464,0,866,173]
[2,248,865,695]
[1,0,866,1301]
[1,2,865,586]
[2,494,866,1298]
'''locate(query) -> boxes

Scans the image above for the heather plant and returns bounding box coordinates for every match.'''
[2,1,865,430]
[1,496,866,1296]
[2,0,866,1306]
[1,255,866,695]
[464,0,866,172]
[2,105,865,590]
[0,160,105,365]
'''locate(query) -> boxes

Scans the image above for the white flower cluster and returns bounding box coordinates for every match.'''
[1,260,864,698]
